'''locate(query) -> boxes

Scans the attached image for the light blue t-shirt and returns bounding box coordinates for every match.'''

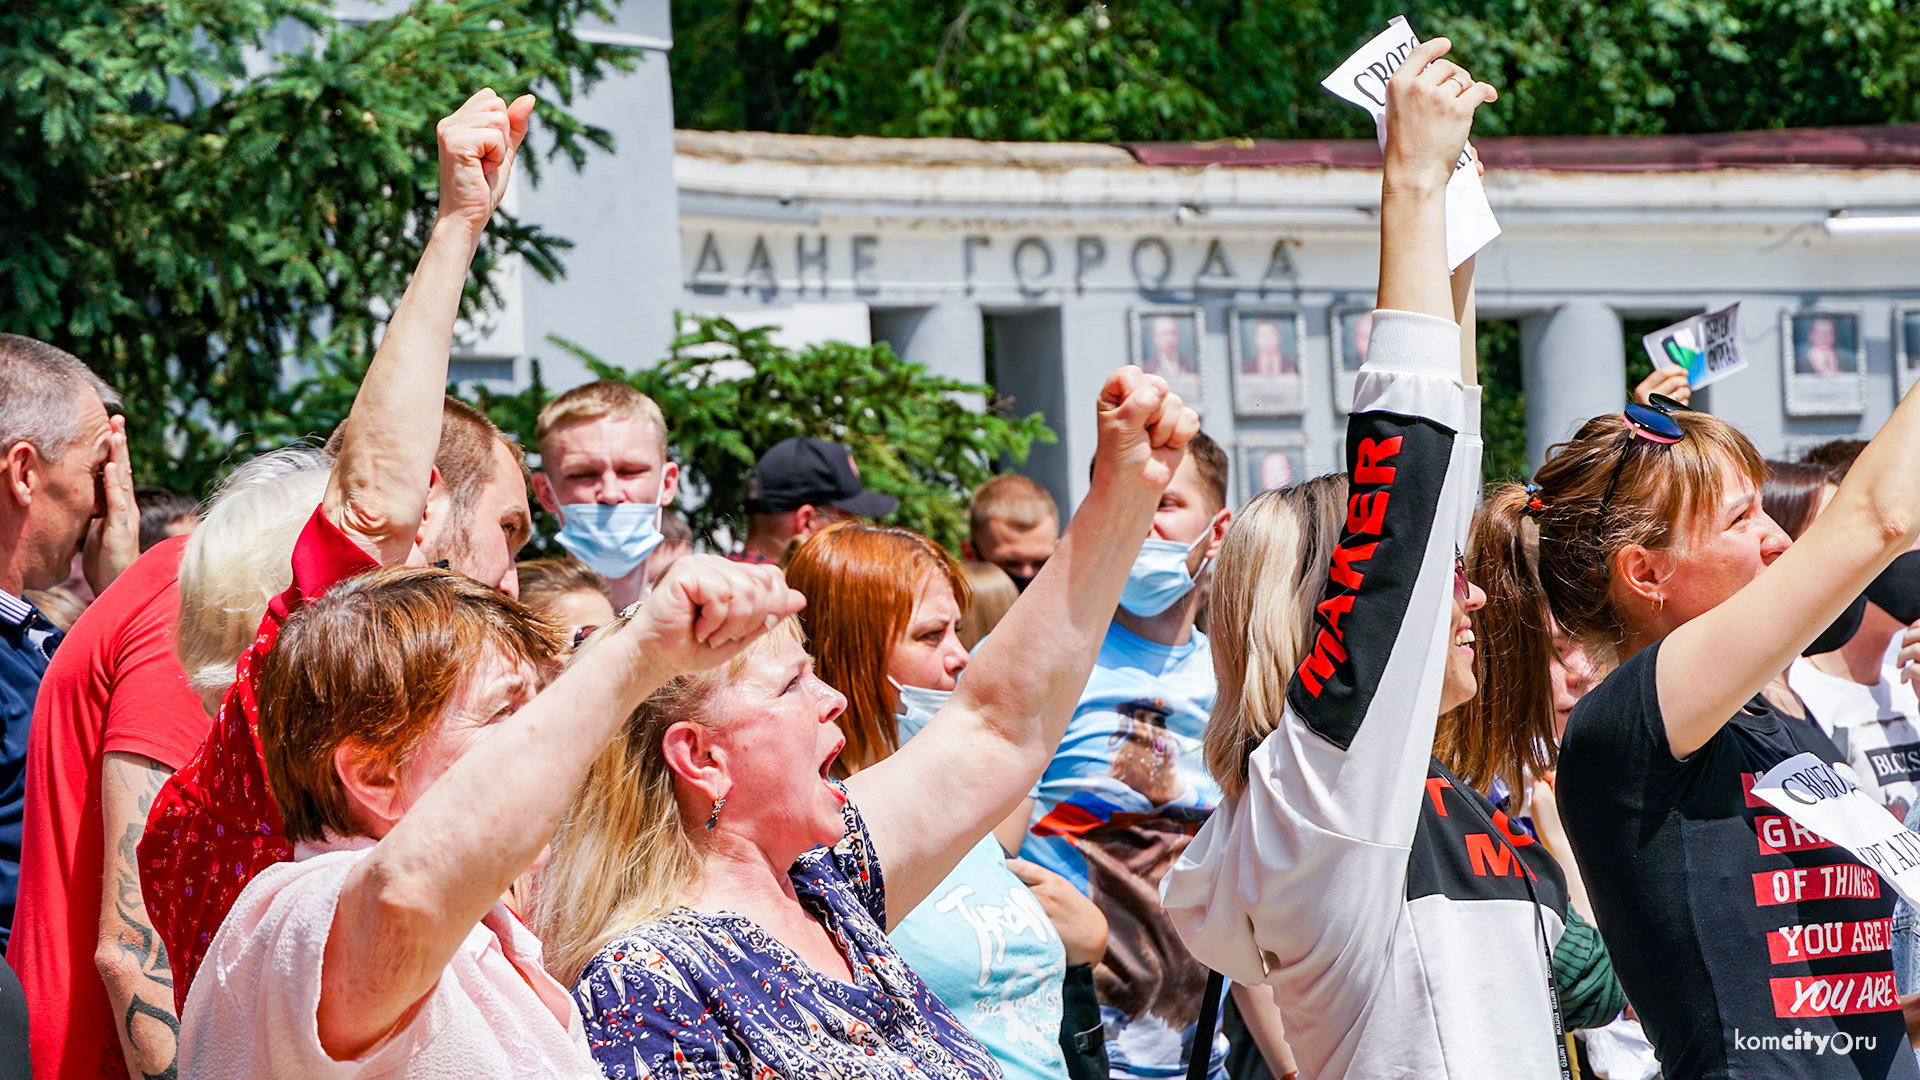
[1016,621,1223,1080]
[891,834,1070,1080]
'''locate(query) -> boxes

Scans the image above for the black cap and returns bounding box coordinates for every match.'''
[744,437,898,518]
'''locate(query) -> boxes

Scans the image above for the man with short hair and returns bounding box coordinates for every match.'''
[964,473,1059,592]
[997,431,1232,1080]
[530,380,679,609]
[0,333,138,948]
[133,487,198,552]
[733,437,896,564]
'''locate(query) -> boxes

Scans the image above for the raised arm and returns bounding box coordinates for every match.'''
[849,368,1198,926]
[317,556,801,1059]
[1658,381,1920,756]
[321,89,532,563]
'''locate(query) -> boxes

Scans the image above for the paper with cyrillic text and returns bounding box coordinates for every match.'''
[1319,16,1500,270]
[1641,303,1747,390]
[1751,753,1920,907]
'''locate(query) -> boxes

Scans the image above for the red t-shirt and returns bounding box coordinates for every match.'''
[137,508,378,1013]
[7,538,206,1080]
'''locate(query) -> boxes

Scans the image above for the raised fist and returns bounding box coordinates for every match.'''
[1091,366,1201,497]
[625,555,806,677]
[436,88,535,233]
[1382,38,1497,194]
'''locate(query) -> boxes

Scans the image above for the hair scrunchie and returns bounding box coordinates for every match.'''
[1522,483,1546,518]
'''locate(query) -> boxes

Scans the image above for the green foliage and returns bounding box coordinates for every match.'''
[673,0,1920,141]
[1477,319,1529,483]
[526,315,1056,553]
[0,0,632,494]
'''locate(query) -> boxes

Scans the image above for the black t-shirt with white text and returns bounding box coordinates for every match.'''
[1560,642,1918,1080]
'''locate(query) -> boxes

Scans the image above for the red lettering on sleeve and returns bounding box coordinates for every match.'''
[1328,542,1378,590]
[1346,491,1390,536]
[1770,971,1901,1018]
[1296,633,1344,697]
[1353,436,1403,485]
[1317,594,1355,640]
[1424,777,1452,816]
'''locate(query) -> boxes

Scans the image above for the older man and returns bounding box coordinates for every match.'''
[0,335,138,947]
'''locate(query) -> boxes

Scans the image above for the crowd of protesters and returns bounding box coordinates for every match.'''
[2,38,1920,1080]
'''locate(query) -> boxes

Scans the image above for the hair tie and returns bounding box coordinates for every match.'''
[1522,483,1545,517]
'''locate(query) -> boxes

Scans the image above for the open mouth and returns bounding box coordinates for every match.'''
[819,739,845,798]
[1452,626,1475,650]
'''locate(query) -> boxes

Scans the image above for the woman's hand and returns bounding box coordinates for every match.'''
[1008,858,1108,967]
[1634,366,1692,407]
[1381,38,1496,196]
[626,556,805,678]
[1898,622,1920,691]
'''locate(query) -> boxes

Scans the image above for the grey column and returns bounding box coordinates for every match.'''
[1520,301,1626,469]
[871,302,986,385]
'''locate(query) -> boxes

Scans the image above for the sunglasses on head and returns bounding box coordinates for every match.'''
[1454,550,1469,605]
[1601,393,1693,509]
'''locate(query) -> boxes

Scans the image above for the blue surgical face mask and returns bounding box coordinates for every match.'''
[554,494,664,581]
[1118,532,1210,618]
[889,677,955,744]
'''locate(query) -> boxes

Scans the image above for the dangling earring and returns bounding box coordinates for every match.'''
[1653,595,1666,615]
[705,797,726,830]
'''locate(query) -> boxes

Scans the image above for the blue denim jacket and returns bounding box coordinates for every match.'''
[1895,801,1920,994]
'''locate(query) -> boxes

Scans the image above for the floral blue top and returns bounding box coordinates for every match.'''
[572,790,1006,1080]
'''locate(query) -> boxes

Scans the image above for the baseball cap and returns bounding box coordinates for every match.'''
[744,437,899,518]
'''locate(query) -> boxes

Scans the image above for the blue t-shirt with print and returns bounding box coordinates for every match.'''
[1015,621,1222,1080]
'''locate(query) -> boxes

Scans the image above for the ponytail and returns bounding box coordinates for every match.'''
[1438,484,1556,799]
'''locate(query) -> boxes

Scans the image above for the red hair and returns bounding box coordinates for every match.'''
[785,522,970,774]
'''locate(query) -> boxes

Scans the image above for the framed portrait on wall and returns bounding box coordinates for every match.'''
[1781,307,1866,417]
[1237,432,1309,505]
[1329,305,1376,414]
[1129,305,1205,409]
[1227,307,1308,417]
[1895,303,1920,399]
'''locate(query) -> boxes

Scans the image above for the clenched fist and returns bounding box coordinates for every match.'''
[1090,365,1202,498]
[624,555,806,678]
[436,88,535,234]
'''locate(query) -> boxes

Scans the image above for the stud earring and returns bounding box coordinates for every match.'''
[705,797,726,830]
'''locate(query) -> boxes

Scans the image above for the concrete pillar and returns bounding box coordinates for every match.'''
[1520,301,1626,469]
[871,302,985,385]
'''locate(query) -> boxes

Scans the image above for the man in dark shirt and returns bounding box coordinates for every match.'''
[0,334,139,945]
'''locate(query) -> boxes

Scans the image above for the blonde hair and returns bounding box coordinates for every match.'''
[957,561,1017,651]
[535,616,804,986]
[1204,475,1347,800]
[534,380,668,462]
[175,448,332,709]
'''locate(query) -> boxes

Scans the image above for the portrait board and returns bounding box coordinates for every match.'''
[1782,308,1866,417]
[1895,304,1920,399]
[1129,305,1205,409]
[1237,432,1309,505]
[1228,307,1308,416]
[1330,306,1375,415]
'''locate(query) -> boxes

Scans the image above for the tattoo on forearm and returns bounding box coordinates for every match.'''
[110,764,178,1080]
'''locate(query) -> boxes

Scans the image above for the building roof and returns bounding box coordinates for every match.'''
[1127,124,1920,172]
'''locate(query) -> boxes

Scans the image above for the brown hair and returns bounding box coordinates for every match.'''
[1470,410,1765,784]
[784,522,971,774]
[1085,430,1229,512]
[534,380,668,461]
[1762,460,1831,541]
[517,557,612,610]
[969,474,1059,538]
[257,566,565,843]
[1799,438,1868,483]
[1439,505,1553,800]
[957,561,1018,650]
[1204,475,1347,799]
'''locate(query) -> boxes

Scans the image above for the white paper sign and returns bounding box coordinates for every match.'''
[1751,752,1920,907]
[1641,303,1747,390]
[1320,16,1500,270]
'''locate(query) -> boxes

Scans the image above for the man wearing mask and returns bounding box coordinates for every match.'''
[964,473,1059,593]
[733,437,896,564]
[531,380,679,610]
[995,433,1231,1080]
[0,335,139,949]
